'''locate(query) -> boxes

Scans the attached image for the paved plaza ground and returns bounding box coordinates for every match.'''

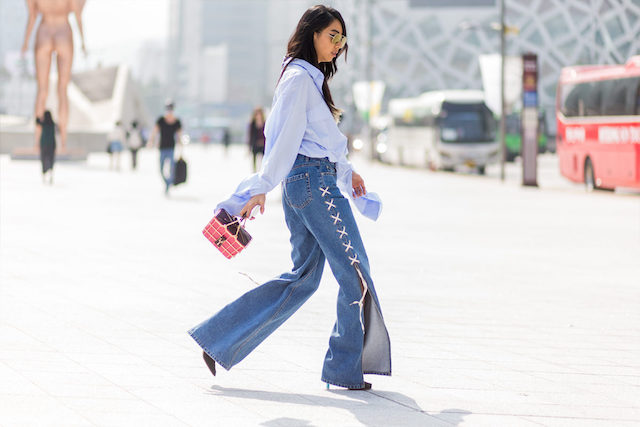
[1,144,639,426]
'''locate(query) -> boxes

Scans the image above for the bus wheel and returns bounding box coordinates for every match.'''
[584,158,596,192]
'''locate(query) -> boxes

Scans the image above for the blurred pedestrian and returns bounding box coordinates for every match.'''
[247,107,266,172]
[147,100,182,195]
[188,5,390,391]
[222,127,231,156]
[36,110,56,184]
[107,121,125,170]
[127,120,144,170]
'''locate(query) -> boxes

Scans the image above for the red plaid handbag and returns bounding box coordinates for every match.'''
[202,209,252,259]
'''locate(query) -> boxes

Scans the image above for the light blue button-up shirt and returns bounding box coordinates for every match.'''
[217,58,382,220]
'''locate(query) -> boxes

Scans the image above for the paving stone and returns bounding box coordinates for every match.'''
[1,147,639,426]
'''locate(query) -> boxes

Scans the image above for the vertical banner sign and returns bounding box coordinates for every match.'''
[521,53,538,187]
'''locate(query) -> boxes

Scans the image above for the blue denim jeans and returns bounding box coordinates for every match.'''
[159,148,175,190]
[188,154,391,388]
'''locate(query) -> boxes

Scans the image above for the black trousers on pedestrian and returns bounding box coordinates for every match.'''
[130,148,139,170]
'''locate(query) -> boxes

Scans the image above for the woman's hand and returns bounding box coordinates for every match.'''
[352,172,366,198]
[240,194,266,219]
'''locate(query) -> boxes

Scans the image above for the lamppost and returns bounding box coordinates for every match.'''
[365,0,375,161]
[497,1,520,181]
[461,1,517,182]
[499,0,506,181]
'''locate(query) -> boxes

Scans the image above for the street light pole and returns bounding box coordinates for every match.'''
[499,0,506,181]
[366,0,375,161]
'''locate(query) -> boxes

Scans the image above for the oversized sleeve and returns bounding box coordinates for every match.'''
[216,71,309,216]
[336,147,383,221]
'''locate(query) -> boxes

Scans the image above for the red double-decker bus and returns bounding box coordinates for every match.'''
[556,56,640,190]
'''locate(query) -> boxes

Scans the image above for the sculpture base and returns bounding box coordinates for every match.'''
[10,147,88,162]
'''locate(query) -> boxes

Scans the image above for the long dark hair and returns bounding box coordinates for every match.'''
[36,110,55,126]
[250,107,265,125]
[42,110,54,126]
[280,5,348,120]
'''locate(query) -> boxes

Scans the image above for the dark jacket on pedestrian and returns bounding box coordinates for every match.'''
[248,120,265,154]
[37,111,56,173]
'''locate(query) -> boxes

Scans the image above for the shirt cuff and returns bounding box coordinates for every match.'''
[336,165,383,221]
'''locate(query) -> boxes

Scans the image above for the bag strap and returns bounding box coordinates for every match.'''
[225,215,248,237]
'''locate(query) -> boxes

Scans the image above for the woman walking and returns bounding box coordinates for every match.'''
[247,107,266,172]
[127,120,144,170]
[189,5,391,390]
[36,110,56,184]
[106,121,125,171]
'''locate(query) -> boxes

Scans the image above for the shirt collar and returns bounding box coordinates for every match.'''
[288,58,325,93]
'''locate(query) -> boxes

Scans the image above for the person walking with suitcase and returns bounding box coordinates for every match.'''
[188,5,391,390]
[147,100,182,195]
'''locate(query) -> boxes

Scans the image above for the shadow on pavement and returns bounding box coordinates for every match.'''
[206,385,471,426]
[260,418,314,427]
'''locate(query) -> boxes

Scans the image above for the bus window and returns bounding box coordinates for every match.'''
[561,84,575,116]
[601,79,626,115]
[636,81,640,115]
[439,102,494,143]
[584,81,602,116]
[601,77,640,116]
[623,77,639,115]
[562,83,589,117]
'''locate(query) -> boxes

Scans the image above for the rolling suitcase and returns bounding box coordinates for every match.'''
[174,157,187,186]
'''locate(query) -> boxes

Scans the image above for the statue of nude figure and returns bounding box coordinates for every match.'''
[21,0,86,153]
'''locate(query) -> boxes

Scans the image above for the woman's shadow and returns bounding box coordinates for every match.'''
[206,385,471,426]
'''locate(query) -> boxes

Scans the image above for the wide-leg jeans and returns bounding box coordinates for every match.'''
[188,154,391,389]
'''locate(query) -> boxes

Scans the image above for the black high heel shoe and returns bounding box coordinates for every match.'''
[326,382,372,390]
[202,351,216,377]
[349,382,371,390]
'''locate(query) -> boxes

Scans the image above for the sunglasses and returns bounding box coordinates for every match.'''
[329,32,347,49]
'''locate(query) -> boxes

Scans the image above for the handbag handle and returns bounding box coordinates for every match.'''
[225,214,248,238]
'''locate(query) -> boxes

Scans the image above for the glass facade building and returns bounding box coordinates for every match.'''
[168,0,640,131]
[333,0,640,119]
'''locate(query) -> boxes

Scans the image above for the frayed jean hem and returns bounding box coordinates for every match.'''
[364,370,392,376]
[321,377,367,390]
